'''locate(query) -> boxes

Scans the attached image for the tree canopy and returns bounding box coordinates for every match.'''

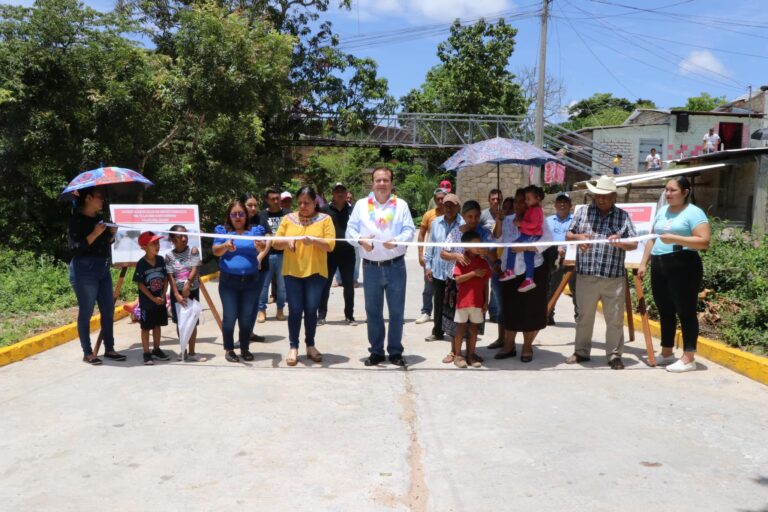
[0,0,394,258]
[562,92,657,131]
[401,19,527,116]
[678,92,728,112]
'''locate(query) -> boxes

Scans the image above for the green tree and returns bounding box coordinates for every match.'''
[680,92,728,112]
[401,19,527,116]
[563,93,657,130]
[127,0,395,133]
[0,0,294,257]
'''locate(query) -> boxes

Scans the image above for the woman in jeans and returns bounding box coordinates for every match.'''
[639,176,710,373]
[273,187,335,366]
[212,199,267,362]
[68,187,126,365]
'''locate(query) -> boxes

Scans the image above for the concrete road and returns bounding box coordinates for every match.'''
[1,252,766,511]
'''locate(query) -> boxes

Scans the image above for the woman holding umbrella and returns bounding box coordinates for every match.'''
[68,187,126,364]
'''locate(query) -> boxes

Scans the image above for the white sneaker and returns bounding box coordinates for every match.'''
[666,359,696,373]
[655,354,677,366]
[414,313,432,324]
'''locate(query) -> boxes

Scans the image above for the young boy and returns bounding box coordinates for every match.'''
[134,231,170,365]
[451,231,491,368]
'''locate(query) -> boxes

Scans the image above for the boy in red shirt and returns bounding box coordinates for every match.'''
[451,231,491,368]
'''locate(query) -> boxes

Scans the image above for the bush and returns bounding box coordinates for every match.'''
[632,221,768,355]
[0,248,134,315]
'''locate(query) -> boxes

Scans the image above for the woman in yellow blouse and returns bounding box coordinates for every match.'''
[274,187,335,366]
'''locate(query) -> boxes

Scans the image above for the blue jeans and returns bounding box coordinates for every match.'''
[219,272,261,352]
[69,256,114,356]
[363,257,407,357]
[284,274,326,349]
[507,234,540,280]
[488,273,502,320]
[258,253,286,311]
[421,271,433,315]
[252,269,269,325]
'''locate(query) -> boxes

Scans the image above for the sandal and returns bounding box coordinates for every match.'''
[442,352,455,364]
[471,352,484,363]
[103,352,126,361]
[83,355,103,365]
[286,348,298,366]
[306,346,323,363]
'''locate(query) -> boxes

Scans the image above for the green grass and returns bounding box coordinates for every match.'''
[0,248,134,347]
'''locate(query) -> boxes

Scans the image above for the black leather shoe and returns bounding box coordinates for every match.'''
[240,350,254,362]
[249,333,266,342]
[388,355,407,367]
[493,349,517,360]
[364,354,386,366]
[609,358,625,370]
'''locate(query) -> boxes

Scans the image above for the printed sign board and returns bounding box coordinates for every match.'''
[109,204,201,265]
[564,203,656,269]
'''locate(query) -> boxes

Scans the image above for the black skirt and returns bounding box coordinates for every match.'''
[501,264,548,332]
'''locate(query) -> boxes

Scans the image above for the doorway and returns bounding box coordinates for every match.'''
[718,122,744,150]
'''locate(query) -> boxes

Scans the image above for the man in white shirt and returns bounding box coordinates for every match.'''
[702,128,721,154]
[347,167,415,367]
[645,148,662,171]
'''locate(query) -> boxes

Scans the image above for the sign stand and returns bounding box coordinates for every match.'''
[94,265,223,355]
[198,279,222,330]
[547,265,656,366]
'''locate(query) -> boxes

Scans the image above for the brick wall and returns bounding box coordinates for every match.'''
[455,163,529,208]
[595,139,635,175]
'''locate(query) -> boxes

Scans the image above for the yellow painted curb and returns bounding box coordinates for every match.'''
[626,311,768,386]
[0,272,219,368]
[587,286,768,386]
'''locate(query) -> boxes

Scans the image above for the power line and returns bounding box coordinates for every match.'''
[557,2,640,99]
[334,4,542,51]
[589,0,768,29]
[563,0,746,91]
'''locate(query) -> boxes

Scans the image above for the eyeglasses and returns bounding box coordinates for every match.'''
[229,211,247,219]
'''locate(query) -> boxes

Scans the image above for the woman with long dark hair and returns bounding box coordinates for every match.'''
[272,187,335,366]
[639,176,710,373]
[68,187,126,365]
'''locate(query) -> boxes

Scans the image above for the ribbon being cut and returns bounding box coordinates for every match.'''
[106,223,657,249]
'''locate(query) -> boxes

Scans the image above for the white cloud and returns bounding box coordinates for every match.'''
[352,0,516,24]
[678,50,728,78]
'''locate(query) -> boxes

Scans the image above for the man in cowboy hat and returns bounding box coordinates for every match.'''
[565,175,638,370]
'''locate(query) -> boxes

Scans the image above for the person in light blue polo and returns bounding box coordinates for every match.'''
[544,192,576,325]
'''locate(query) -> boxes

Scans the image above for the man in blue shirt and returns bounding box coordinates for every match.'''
[424,193,464,342]
[545,193,575,325]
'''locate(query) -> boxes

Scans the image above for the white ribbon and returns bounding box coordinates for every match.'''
[107,222,657,249]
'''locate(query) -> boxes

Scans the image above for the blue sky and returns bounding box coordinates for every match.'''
[9,0,768,115]
[322,0,768,114]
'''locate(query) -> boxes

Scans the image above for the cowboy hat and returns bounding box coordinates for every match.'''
[586,175,626,195]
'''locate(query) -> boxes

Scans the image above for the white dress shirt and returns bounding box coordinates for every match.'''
[346,195,415,261]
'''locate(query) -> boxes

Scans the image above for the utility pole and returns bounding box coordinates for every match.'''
[532,0,551,185]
